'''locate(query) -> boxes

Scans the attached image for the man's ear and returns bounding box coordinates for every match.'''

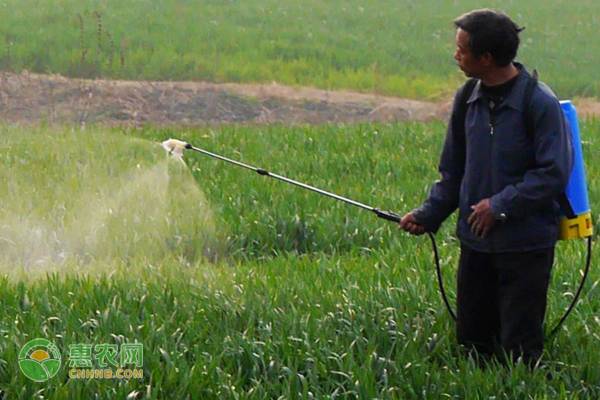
[480,52,495,67]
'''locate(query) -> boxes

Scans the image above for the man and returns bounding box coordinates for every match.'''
[399,9,572,366]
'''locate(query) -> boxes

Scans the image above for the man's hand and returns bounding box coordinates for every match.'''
[467,198,496,238]
[399,212,426,235]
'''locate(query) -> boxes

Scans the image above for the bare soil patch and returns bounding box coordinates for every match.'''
[573,98,600,120]
[0,71,444,126]
[0,71,597,126]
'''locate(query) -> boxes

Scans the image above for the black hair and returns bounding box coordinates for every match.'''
[454,9,524,67]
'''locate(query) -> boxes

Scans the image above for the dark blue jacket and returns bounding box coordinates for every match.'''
[413,66,572,252]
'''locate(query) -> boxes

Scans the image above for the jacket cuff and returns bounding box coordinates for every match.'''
[411,207,442,233]
[490,193,510,221]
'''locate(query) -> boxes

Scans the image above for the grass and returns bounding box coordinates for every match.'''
[1,120,599,398]
[1,0,599,99]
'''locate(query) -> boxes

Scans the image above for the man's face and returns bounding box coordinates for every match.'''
[454,28,487,78]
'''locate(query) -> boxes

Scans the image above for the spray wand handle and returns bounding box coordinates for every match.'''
[373,209,401,223]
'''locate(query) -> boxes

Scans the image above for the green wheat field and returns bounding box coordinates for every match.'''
[1,1,600,399]
[1,0,599,99]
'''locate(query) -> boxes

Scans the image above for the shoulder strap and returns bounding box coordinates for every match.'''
[523,69,539,138]
[522,70,574,217]
[454,78,478,136]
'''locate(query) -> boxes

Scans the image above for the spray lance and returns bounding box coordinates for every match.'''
[162,138,455,319]
[162,106,593,337]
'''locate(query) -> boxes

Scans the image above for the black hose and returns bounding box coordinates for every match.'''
[547,235,593,339]
[428,233,592,336]
[428,232,457,321]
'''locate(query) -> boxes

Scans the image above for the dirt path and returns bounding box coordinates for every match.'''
[0,71,597,126]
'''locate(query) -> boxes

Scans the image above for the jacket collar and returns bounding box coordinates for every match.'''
[466,62,531,111]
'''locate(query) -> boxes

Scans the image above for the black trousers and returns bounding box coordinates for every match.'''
[456,245,554,365]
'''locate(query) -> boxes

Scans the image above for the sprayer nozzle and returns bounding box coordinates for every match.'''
[161,138,189,160]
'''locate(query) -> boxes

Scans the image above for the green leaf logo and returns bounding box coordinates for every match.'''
[18,338,62,382]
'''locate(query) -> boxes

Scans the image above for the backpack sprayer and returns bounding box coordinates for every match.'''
[161,103,593,337]
[550,101,594,337]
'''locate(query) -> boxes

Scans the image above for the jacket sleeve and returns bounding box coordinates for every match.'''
[490,95,572,219]
[412,89,466,232]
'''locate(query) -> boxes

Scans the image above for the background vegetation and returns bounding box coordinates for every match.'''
[1,121,599,398]
[0,0,599,99]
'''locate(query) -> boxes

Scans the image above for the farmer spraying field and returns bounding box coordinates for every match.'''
[162,9,592,369]
[399,9,583,366]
